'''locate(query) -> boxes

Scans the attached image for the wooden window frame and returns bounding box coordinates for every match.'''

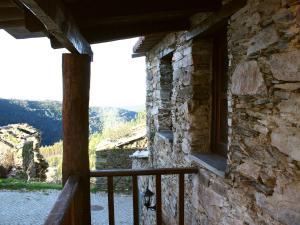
[211,27,228,157]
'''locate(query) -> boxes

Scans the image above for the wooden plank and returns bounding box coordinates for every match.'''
[90,168,198,177]
[62,54,91,225]
[67,0,221,18]
[0,20,24,28]
[51,18,190,47]
[0,0,16,7]
[107,176,115,225]
[44,175,79,225]
[4,27,44,39]
[0,8,23,22]
[132,175,139,225]
[186,0,247,40]
[24,9,44,32]
[178,174,185,225]
[18,0,93,58]
[156,174,162,225]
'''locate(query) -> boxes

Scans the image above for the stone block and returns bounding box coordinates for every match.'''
[271,126,300,161]
[269,50,300,81]
[231,61,267,95]
[255,180,300,225]
[274,82,300,91]
[247,25,279,56]
[236,160,261,180]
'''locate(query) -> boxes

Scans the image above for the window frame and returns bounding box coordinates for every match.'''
[211,27,228,157]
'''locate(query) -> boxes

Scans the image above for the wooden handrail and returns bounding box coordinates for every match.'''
[90,167,198,177]
[44,175,79,225]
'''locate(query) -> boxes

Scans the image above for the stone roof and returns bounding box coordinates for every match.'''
[96,126,147,151]
[0,124,39,149]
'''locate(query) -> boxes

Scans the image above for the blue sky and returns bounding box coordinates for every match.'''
[0,30,146,107]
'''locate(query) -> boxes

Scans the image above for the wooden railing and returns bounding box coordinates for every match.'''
[44,168,198,225]
[44,175,79,225]
[90,167,198,225]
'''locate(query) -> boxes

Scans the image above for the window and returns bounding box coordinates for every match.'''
[211,28,228,156]
[157,54,173,132]
[189,27,228,177]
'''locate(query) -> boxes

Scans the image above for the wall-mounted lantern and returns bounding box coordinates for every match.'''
[143,187,156,211]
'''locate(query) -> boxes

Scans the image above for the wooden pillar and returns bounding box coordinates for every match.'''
[62,53,91,225]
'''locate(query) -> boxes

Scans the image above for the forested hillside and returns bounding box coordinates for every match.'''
[0,98,137,146]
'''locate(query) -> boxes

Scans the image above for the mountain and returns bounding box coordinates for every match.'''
[0,98,137,146]
[119,104,145,112]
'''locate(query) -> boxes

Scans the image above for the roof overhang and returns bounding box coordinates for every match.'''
[133,0,247,57]
[0,0,222,54]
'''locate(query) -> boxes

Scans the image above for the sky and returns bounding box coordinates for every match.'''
[0,30,146,108]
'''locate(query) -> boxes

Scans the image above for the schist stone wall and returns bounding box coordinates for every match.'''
[135,0,300,225]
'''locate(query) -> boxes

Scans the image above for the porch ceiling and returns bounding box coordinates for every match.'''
[0,0,221,44]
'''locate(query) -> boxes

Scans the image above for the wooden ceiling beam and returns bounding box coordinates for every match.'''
[67,0,221,18]
[0,8,23,21]
[18,0,93,58]
[0,0,16,8]
[75,12,193,29]
[0,19,24,28]
[186,0,247,40]
[24,9,44,32]
[86,19,190,44]
[51,18,190,48]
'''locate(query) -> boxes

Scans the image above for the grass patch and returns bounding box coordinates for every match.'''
[0,178,62,191]
[0,179,132,194]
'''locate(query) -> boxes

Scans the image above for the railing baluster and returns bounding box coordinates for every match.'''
[107,176,115,225]
[179,174,185,225]
[132,175,139,225]
[156,174,162,225]
[89,168,198,225]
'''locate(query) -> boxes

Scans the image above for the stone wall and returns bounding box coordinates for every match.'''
[138,0,300,224]
[95,136,147,191]
[96,148,136,191]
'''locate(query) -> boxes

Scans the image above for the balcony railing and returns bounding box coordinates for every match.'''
[44,175,79,225]
[44,167,198,225]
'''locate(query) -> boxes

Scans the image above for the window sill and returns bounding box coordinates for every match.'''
[190,153,227,177]
[157,131,173,143]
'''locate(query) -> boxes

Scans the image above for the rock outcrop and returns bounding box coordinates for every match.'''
[0,124,48,181]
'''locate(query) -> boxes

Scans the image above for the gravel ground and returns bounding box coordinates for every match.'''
[0,190,133,225]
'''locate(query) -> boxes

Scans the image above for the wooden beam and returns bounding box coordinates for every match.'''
[62,54,91,225]
[52,18,190,47]
[0,20,24,28]
[18,0,93,58]
[0,0,16,7]
[67,0,221,18]
[24,10,44,32]
[186,0,247,40]
[5,27,44,39]
[0,8,23,22]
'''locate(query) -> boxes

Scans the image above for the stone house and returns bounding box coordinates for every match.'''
[95,126,147,191]
[0,124,48,181]
[132,0,300,225]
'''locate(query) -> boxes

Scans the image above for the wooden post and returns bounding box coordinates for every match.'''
[62,53,91,225]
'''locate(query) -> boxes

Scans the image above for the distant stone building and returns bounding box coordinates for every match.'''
[133,0,300,225]
[0,124,48,181]
[95,126,147,191]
